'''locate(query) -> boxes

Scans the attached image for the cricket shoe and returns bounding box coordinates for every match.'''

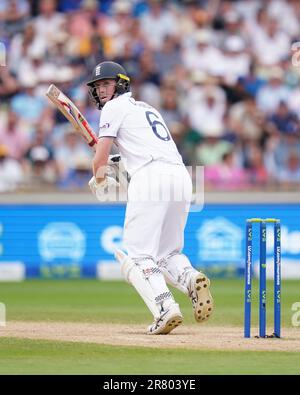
[188,271,214,323]
[147,303,183,335]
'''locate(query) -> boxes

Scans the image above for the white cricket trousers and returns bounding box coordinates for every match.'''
[123,161,192,261]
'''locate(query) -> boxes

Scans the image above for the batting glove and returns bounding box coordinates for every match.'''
[88,176,119,201]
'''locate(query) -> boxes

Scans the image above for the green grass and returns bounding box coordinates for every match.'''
[0,337,300,375]
[0,279,298,327]
[0,279,300,374]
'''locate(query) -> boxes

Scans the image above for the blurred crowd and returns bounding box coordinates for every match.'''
[1,0,300,193]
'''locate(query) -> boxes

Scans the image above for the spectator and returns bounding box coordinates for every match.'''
[0,0,30,38]
[182,29,224,77]
[228,93,265,143]
[219,35,251,86]
[0,0,299,192]
[23,130,57,188]
[266,100,300,136]
[57,154,92,190]
[205,150,247,190]
[0,144,23,192]
[243,141,268,187]
[33,0,65,45]
[17,47,57,89]
[140,0,178,50]
[55,129,92,180]
[10,74,47,125]
[159,77,186,147]
[251,17,290,67]
[238,62,266,97]
[114,39,141,81]
[47,31,73,67]
[256,67,291,114]
[67,0,100,40]
[123,18,147,58]
[276,151,300,187]
[223,9,244,33]
[195,136,233,167]
[267,0,300,37]
[177,0,206,45]
[100,0,134,59]
[135,49,161,107]
[0,67,19,101]
[244,5,269,40]
[185,79,227,139]
[264,133,300,182]
[154,34,181,78]
[8,22,47,76]
[0,110,29,160]
[288,84,300,120]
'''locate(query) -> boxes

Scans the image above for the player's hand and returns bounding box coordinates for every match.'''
[88,176,119,200]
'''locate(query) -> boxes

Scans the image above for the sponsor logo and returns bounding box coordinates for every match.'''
[100,226,124,254]
[291,302,300,327]
[100,122,110,129]
[95,65,101,76]
[197,218,243,263]
[38,223,86,261]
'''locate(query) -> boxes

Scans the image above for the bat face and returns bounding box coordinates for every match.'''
[46,84,98,150]
[59,99,78,124]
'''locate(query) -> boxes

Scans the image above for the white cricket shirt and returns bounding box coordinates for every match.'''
[98,92,183,176]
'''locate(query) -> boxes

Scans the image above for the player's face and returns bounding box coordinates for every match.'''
[94,79,116,105]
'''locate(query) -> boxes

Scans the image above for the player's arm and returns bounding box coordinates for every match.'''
[89,136,119,198]
[93,137,115,182]
[89,101,124,198]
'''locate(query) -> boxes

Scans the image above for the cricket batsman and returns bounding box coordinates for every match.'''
[87,61,213,334]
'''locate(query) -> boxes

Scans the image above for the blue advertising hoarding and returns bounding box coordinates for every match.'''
[0,203,300,279]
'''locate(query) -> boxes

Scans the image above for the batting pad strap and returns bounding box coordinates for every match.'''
[155,291,173,304]
[133,259,162,280]
[158,251,196,295]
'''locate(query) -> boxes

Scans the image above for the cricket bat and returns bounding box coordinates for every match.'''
[46,83,130,191]
[46,84,98,150]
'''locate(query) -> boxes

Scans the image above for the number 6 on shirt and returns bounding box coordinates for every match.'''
[145,111,171,141]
